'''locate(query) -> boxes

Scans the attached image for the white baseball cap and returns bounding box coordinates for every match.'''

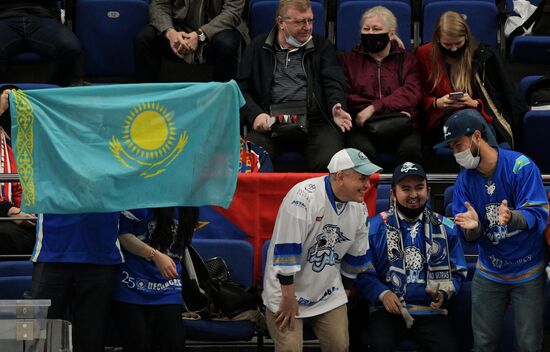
[327,148,382,175]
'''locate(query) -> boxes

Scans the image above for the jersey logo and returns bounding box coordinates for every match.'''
[307,224,349,272]
[485,181,496,196]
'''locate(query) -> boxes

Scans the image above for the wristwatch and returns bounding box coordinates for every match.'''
[195,29,206,42]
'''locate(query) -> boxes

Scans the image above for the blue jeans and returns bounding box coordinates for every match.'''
[0,16,82,85]
[472,272,546,352]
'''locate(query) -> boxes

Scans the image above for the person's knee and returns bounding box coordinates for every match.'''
[209,32,240,59]
[134,26,158,52]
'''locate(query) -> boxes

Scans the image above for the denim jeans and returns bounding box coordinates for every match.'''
[0,15,82,85]
[472,272,546,352]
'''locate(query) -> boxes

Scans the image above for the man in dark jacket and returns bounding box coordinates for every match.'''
[237,0,352,172]
[0,1,82,86]
[135,0,249,82]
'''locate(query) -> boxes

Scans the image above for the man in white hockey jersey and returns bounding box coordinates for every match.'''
[262,148,382,351]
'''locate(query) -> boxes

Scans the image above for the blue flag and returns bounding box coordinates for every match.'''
[10,81,244,213]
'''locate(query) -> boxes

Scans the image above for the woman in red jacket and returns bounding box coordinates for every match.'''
[340,6,422,165]
[416,11,523,148]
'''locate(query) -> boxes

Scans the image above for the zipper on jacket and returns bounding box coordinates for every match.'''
[377,61,382,99]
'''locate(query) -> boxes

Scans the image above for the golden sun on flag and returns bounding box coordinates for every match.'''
[123,103,177,160]
[110,102,187,178]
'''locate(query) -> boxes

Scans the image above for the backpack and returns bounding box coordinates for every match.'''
[525,74,550,108]
[507,0,550,46]
[180,245,259,319]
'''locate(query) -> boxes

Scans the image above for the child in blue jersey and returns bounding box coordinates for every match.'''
[112,207,198,352]
[435,109,549,352]
[31,212,123,352]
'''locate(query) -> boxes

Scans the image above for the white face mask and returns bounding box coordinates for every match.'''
[283,26,312,48]
[454,139,480,169]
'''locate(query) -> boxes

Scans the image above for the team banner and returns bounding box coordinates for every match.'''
[10,81,243,213]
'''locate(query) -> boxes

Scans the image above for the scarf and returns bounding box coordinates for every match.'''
[383,205,455,300]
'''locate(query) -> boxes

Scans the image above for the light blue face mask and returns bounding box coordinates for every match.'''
[283,26,312,48]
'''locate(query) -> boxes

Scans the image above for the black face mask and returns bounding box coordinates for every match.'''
[439,42,466,59]
[396,200,426,220]
[361,33,390,54]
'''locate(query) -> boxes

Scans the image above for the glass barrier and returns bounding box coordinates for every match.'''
[0,300,72,352]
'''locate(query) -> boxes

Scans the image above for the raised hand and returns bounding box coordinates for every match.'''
[498,199,511,225]
[454,201,480,230]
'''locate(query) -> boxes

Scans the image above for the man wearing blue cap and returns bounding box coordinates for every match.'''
[435,109,549,352]
[262,148,381,351]
[357,161,467,351]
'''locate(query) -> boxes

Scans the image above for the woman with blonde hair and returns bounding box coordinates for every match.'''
[340,6,422,166]
[416,11,526,148]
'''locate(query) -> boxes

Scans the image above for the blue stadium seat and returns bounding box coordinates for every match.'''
[337,1,412,51]
[519,75,543,96]
[523,110,550,173]
[74,0,149,77]
[184,239,261,346]
[0,261,33,277]
[510,36,550,64]
[376,183,391,214]
[0,276,32,299]
[249,0,325,39]
[8,52,43,64]
[422,1,499,46]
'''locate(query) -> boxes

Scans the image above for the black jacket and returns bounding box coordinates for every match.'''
[237,27,348,126]
[473,43,528,149]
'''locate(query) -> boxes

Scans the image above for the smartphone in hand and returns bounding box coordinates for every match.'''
[449,91,465,100]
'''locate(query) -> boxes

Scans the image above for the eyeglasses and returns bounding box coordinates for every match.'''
[283,18,314,26]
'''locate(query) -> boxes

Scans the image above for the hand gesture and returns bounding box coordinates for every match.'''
[454,202,480,230]
[165,29,186,58]
[498,200,511,225]
[381,291,402,314]
[8,207,36,227]
[1,89,11,115]
[435,94,461,110]
[457,92,479,109]
[275,294,299,331]
[252,113,272,132]
[332,103,352,132]
[425,287,445,309]
[181,31,199,54]
[355,105,375,127]
[153,251,178,279]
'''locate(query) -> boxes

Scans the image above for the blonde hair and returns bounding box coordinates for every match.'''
[429,11,475,95]
[360,6,404,49]
[277,0,312,18]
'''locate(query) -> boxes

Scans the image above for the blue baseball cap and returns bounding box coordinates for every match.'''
[392,162,427,184]
[327,148,382,175]
[433,109,484,149]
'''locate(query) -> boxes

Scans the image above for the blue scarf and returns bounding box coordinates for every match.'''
[383,206,455,300]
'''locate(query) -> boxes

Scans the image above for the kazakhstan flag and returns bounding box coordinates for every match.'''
[10,81,244,214]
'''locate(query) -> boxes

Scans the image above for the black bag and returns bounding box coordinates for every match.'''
[269,101,308,141]
[181,245,258,319]
[507,0,550,46]
[525,74,550,108]
[362,52,412,139]
[363,111,412,139]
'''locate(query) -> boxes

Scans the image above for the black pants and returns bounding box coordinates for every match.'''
[247,117,345,172]
[31,262,119,352]
[347,128,422,167]
[134,24,241,83]
[368,309,458,352]
[0,221,36,255]
[0,16,82,86]
[113,301,184,352]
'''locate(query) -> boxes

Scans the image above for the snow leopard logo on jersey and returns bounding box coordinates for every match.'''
[386,224,403,262]
[405,246,426,283]
[307,224,350,272]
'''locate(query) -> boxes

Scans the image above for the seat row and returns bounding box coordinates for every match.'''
[11,0,548,82]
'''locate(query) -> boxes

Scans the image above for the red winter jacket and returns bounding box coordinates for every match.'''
[340,43,422,125]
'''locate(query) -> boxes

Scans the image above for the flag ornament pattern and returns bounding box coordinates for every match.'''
[109,102,188,178]
[13,90,35,208]
[10,81,244,214]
